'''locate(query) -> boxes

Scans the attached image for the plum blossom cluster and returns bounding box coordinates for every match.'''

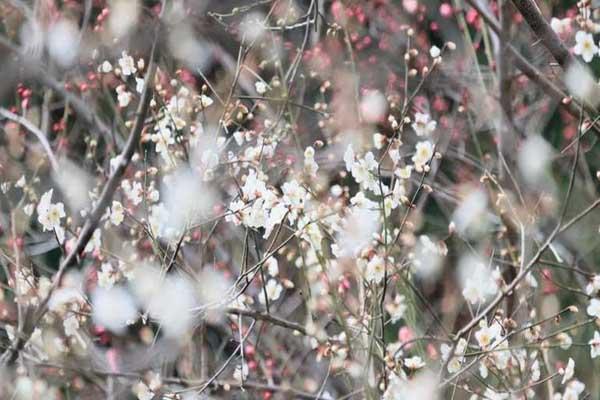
[3,0,600,399]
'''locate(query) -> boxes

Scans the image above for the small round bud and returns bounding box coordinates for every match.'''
[567,305,579,313]
[448,221,456,234]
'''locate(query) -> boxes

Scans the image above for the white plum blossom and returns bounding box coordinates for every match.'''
[121,180,143,205]
[350,151,381,193]
[135,78,145,93]
[487,339,510,371]
[561,358,575,384]
[586,275,600,295]
[265,257,279,276]
[365,255,386,283]
[475,320,502,349]
[429,45,441,58]
[37,189,66,242]
[462,275,497,304]
[589,331,600,358]
[163,89,189,130]
[573,31,598,63]
[586,298,600,318]
[242,169,268,201]
[404,356,425,369]
[412,140,434,171]
[441,338,468,373]
[561,380,585,400]
[260,279,283,304]
[299,215,324,251]
[133,382,155,400]
[304,146,319,176]
[255,80,268,94]
[395,165,412,180]
[23,203,34,216]
[233,130,245,146]
[557,333,573,350]
[332,203,379,258]
[412,112,437,136]
[100,60,113,73]
[530,359,541,382]
[282,179,307,210]
[118,51,137,76]
[351,153,375,184]
[116,85,132,107]
[151,119,176,160]
[16,175,25,188]
[460,257,499,305]
[263,202,287,238]
[200,94,214,108]
[110,201,125,225]
[225,199,246,226]
[37,189,64,230]
[109,154,124,173]
[63,314,79,337]
[373,133,386,149]
[330,184,343,197]
[551,17,571,37]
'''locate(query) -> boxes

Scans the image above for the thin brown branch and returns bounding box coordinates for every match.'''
[511,0,574,68]
[0,107,59,172]
[227,307,307,335]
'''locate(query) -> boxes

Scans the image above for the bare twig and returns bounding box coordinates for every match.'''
[227,307,307,335]
[0,107,59,172]
[511,0,574,68]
